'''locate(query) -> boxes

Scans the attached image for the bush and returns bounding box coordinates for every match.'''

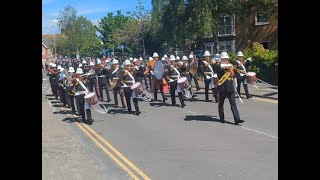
[243,42,278,85]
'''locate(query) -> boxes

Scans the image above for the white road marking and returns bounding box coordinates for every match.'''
[240,126,278,140]
[47,89,52,93]
[251,97,278,104]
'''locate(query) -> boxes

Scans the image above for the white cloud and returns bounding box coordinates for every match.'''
[77,8,108,15]
[42,19,60,34]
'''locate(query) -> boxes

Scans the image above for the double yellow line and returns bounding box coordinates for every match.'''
[63,107,151,180]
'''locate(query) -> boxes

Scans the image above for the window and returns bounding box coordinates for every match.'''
[205,32,213,37]
[260,41,269,49]
[218,40,235,53]
[255,13,269,25]
[218,15,235,36]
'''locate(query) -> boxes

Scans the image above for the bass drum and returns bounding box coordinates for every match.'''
[154,60,170,80]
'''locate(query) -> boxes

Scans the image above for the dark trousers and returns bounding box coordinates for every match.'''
[152,78,166,101]
[189,73,200,89]
[51,84,59,99]
[76,95,93,122]
[143,75,149,89]
[204,79,218,102]
[99,83,111,101]
[148,74,152,89]
[89,82,99,97]
[113,87,126,107]
[236,76,250,98]
[58,86,66,106]
[123,87,139,112]
[169,82,184,106]
[218,91,240,124]
[75,95,85,121]
[85,109,92,121]
[68,94,76,113]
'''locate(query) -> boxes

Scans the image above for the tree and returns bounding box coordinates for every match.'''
[56,6,100,57]
[96,11,131,51]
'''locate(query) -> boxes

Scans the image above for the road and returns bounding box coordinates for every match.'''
[42,75,278,180]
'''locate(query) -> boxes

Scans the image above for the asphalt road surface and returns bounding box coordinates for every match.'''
[42,75,278,180]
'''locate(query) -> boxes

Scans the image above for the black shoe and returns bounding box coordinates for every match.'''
[192,94,197,98]
[135,111,141,115]
[235,122,239,125]
[246,95,252,99]
[181,104,184,108]
[88,119,94,125]
[196,88,201,91]
[163,98,168,102]
[183,103,186,106]
[128,111,132,114]
[239,120,245,123]
[107,99,112,102]
[220,120,225,123]
[171,104,176,106]
[206,100,210,102]
[215,99,218,103]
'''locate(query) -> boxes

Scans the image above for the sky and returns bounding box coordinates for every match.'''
[42,0,152,34]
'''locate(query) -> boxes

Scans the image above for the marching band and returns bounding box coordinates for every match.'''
[45,50,254,125]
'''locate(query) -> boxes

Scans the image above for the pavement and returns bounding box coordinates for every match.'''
[42,72,278,179]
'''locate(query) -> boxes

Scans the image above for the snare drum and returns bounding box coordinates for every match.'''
[177,77,190,92]
[84,92,99,107]
[246,72,256,84]
[131,82,144,97]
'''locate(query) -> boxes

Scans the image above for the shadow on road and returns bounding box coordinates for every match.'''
[52,104,66,107]
[149,102,169,107]
[184,115,219,122]
[62,117,80,123]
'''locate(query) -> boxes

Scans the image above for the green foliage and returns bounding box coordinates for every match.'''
[56,6,100,57]
[243,42,278,85]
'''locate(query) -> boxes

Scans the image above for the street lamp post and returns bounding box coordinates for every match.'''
[51,26,56,57]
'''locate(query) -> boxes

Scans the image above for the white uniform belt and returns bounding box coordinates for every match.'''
[98,75,106,77]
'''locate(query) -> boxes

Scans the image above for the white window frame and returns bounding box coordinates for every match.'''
[218,14,236,37]
[205,32,213,38]
[255,12,269,26]
[218,40,235,53]
[204,42,214,56]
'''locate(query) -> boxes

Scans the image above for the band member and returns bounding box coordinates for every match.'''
[96,61,111,102]
[145,57,154,90]
[216,52,242,125]
[176,56,181,64]
[166,55,185,107]
[109,59,126,108]
[235,51,251,99]
[87,61,100,97]
[144,52,167,102]
[200,51,218,102]
[58,67,67,107]
[65,67,77,114]
[73,69,94,125]
[120,60,141,115]
[137,57,149,89]
[133,58,145,84]
[47,63,59,100]
[188,54,201,91]
[180,55,196,98]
